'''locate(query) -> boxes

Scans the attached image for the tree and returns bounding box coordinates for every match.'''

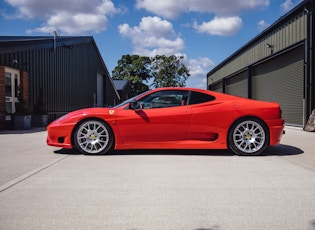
[112,54,190,95]
[112,54,151,96]
[150,55,190,88]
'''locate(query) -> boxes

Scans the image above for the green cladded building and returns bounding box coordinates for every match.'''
[207,0,314,127]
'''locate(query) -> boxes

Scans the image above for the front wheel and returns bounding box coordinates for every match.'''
[74,119,114,155]
[228,118,269,156]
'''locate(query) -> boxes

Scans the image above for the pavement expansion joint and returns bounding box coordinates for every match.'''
[0,155,69,193]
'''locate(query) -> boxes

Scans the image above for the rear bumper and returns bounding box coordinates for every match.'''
[267,119,285,146]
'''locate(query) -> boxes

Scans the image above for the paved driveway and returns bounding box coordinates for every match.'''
[0,127,314,230]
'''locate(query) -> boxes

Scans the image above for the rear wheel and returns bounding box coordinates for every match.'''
[74,119,113,155]
[228,118,269,156]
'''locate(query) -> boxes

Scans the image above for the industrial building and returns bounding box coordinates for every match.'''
[0,36,120,129]
[207,0,314,127]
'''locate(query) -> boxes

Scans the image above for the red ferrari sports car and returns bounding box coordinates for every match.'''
[47,87,284,156]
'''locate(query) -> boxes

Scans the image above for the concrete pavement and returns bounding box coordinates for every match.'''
[267,126,315,171]
[0,127,314,230]
[0,127,66,190]
[0,126,314,186]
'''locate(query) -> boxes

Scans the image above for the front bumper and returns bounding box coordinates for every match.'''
[46,123,74,149]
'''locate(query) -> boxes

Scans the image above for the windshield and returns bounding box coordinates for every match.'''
[113,90,149,108]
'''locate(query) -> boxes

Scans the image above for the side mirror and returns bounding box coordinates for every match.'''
[129,100,138,110]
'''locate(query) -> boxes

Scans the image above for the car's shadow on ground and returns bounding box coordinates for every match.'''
[54,144,303,157]
[263,144,303,156]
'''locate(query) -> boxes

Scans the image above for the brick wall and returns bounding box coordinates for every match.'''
[20,70,29,105]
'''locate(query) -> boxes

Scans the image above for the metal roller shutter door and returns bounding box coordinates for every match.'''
[252,46,304,125]
[226,71,248,97]
[210,81,223,93]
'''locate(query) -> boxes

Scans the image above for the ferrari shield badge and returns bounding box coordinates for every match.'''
[109,110,115,115]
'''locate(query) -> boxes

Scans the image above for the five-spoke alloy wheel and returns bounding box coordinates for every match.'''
[74,119,113,155]
[228,118,269,156]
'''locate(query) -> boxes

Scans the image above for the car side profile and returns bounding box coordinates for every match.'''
[47,87,284,156]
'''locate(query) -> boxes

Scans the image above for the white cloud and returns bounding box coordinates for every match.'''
[193,16,243,36]
[4,0,120,35]
[186,77,208,89]
[119,16,185,57]
[257,20,270,31]
[280,0,302,13]
[187,57,215,77]
[136,0,270,18]
[136,0,268,38]
[118,16,214,88]
[135,0,185,19]
[185,57,215,88]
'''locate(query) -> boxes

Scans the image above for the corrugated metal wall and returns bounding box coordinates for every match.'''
[209,44,305,126]
[0,37,118,121]
[207,1,313,126]
[252,45,304,125]
[225,70,248,98]
[209,80,223,93]
[208,10,307,83]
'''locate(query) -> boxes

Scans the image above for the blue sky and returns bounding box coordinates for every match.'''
[0,0,303,89]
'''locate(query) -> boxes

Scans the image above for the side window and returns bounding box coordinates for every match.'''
[137,90,189,109]
[189,91,215,105]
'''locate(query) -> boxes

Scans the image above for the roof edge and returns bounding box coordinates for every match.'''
[207,0,311,77]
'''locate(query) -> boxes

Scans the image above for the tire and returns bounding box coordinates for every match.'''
[228,118,269,156]
[73,119,114,155]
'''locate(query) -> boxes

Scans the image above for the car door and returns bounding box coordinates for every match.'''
[185,91,220,141]
[115,90,191,144]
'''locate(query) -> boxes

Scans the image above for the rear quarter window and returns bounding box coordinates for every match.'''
[189,91,215,105]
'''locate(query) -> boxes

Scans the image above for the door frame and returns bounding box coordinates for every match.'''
[5,67,20,115]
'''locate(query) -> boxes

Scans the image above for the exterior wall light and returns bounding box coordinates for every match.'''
[266,43,273,48]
